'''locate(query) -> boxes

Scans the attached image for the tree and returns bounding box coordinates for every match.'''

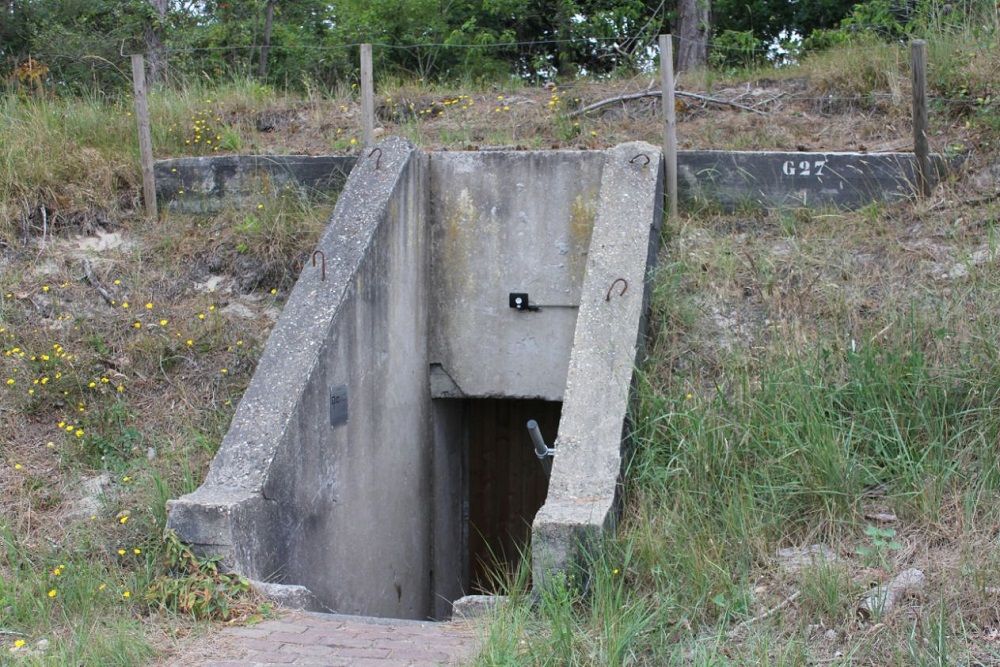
[145,0,168,83]
[676,0,709,71]
[258,0,275,78]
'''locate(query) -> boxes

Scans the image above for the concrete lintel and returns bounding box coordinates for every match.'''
[532,141,663,585]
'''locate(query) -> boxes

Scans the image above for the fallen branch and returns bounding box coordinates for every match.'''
[81,259,114,306]
[570,89,767,118]
[726,591,800,638]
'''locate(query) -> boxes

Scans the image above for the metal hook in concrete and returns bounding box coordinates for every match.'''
[368,147,383,170]
[629,153,650,166]
[311,250,326,281]
[605,278,628,301]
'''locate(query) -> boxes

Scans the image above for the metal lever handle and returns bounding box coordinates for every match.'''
[527,419,554,477]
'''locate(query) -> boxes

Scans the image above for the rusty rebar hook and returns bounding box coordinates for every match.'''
[629,153,650,166]
[312,250,326,282]
[605,278,628,301]
[368,147,382,170]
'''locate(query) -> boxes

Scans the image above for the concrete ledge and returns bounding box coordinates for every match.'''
[155,154,356,213]
[531,141,663,585]
[677,150,951,210]
[249,580,324,612]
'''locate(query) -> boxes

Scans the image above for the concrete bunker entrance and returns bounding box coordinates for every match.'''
[166,138,663,622]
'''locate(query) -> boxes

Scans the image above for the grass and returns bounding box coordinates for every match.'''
[473,165,1000,663]
[477,283,1000,664]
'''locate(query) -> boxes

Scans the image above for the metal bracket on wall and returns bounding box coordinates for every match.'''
[508,292,577,313]
[329,385,349,427]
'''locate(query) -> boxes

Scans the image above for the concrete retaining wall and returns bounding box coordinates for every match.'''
[166,138,435,619]
[678,150,950,210]
[428,151,605,401]
[531,143,663,584]
[155,155,356,213]
[155,150,952,216]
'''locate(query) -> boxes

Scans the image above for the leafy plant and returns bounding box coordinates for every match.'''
[855,525,903,567]
[145,531,257,621]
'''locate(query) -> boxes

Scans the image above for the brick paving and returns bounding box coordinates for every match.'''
[174,611,481,667]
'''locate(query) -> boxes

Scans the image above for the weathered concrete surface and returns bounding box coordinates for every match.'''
[155,155,356,213]
[677,150,951,210]
[249,580,323,612]
[167,137,435,619]
[155,149,951,217]
[429,151,605,401]
[430,399,468,620]
[532,142,663,584]
[452,594,505,619]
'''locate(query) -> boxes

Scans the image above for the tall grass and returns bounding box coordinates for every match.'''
[477,320,1000,664]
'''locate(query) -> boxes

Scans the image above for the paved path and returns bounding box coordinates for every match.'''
[176,611,481,667]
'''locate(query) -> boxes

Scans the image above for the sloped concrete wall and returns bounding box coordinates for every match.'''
[166,137,435,619]
[428,151,605,401]
[532,142,663,583]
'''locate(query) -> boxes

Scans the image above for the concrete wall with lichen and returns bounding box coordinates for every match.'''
[428,151,605,401]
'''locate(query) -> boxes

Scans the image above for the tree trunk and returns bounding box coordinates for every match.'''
[676,0,709,71]
[258,0,275,79]
[144,0,168,84]
[554,0,574,79]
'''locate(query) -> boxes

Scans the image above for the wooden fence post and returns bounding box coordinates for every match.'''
[130,54,157,220]
[659,34,678,219]
[910,39,931,198]
[360,43,375,147]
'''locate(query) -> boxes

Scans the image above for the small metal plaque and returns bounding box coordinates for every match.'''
[330,385,349,427]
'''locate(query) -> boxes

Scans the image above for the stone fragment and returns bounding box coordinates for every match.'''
[775,544,840,573]
[858,568,925,620]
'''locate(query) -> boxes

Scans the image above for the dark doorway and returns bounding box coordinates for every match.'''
[466,399,559,594]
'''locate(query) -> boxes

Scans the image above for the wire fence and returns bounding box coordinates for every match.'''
[5,31,985,217]
[100,33,980,218]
